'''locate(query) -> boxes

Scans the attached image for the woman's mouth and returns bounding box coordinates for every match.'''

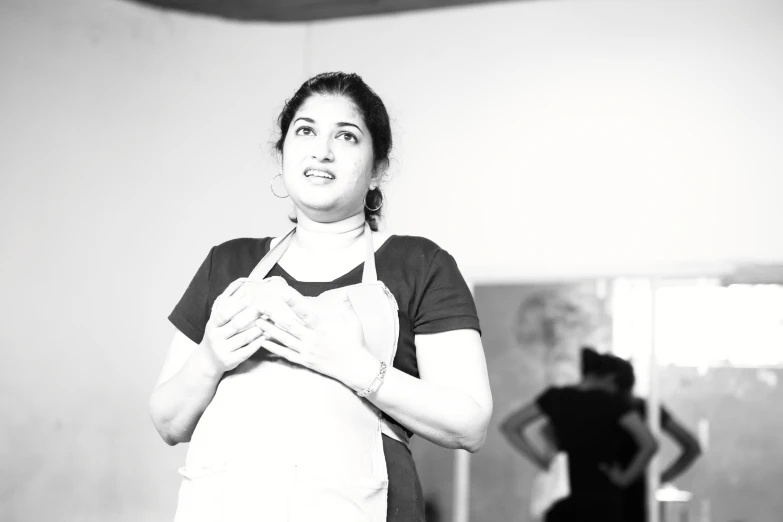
[304,169,335,180]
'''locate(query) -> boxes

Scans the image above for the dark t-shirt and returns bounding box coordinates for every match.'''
[168,234,481,522]
[536,387,632,522]
[616,397,673,522]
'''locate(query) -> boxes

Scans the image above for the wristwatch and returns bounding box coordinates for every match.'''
[357,361,387,398]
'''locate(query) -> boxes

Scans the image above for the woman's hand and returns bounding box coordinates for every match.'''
[530,453,554,472]
[233,276,309,335]
[598,463,634,489]
[199,278,267,374]
[253,288,378,391]
[499,403,553,469]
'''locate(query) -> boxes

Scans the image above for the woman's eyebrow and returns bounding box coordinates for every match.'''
[336,122,363,133]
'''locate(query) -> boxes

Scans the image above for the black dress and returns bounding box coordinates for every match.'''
[169,235,482,522]
[536,387,632,522]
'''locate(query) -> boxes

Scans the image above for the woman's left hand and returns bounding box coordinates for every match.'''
[253,288,379,391]
[599,463,632,489]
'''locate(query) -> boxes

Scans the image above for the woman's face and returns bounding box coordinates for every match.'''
[281,94,378,223]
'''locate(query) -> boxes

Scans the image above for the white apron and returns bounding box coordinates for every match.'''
[174,224,408,522]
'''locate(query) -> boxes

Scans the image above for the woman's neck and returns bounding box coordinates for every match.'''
[293,211,366,253]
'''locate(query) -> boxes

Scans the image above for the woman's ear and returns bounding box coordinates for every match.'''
[370,159,390,189]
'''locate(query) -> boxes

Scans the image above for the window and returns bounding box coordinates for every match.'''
[655,284,783,368]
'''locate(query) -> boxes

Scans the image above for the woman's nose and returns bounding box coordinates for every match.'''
[311,136,334,162]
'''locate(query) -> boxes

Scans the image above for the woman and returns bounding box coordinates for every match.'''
[500,348,658,522]
[149,72,493,522]
[612,358,702,522]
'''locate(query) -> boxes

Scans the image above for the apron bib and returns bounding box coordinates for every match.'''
[174,224,405,522]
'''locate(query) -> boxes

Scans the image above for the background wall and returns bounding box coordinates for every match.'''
[0,1,304,521]
[1,0,782,520]
[308,0,783,276]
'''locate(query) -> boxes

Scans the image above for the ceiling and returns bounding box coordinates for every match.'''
[127,0,524,22]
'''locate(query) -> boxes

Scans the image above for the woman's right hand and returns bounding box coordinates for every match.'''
[199,278,266,374]
[598,463,633,489]
[231,276,307,336]
[537,452,555,471]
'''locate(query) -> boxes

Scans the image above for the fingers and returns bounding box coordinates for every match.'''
[255,317,303,352]
[280,287,319,327]
[235,276,288,299]
[211,280,246,314]
[597,464,623,486]
[215,299,261,339]
[230,332,268,360]
[598,464,613,480]
[237,279,308,332]
[264,295,309,337]
[234,279,268,300]
[340,290,355,311]
[211,296,252,328]
[258,338,304,366]
[224,326,265,351]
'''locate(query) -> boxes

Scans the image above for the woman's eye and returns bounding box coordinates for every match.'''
[295,127,314,136]
[338,132,357,142]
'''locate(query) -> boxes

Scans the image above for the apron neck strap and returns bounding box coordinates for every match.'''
[247,227,296,281]
[361,222,378,284]
[247,222,378,283]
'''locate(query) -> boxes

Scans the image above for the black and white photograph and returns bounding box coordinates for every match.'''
[2,0,782,521]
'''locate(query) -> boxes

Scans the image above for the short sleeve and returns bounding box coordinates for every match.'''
[168,247,214,345]
[612,397,634,423]
[632,397,648,418]
[535,387,560,417]
[413,250,481,335]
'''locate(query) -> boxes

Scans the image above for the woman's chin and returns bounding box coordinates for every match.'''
[295,204,343,222]
[296,205,364,225]
[297,198,337,213]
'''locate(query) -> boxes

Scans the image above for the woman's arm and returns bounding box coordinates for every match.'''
[603,411,660,488]
[660,415,702,483]
[148,332,223,445]
[149,279,266,445]
[360,329,493,453]
[499,402,553,470]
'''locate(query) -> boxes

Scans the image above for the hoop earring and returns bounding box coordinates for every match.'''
[364,189,383,212]
[270,174,289,199]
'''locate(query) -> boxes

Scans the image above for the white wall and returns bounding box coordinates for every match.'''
[0,1,305,520]
[309,0,783,278]
[1,0,782,520]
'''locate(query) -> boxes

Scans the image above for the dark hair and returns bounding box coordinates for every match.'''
[274,72,392,231]
[580,346,608,377]
[612,357,636,395]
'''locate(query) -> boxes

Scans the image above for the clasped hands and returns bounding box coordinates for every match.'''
[200,276,377,391]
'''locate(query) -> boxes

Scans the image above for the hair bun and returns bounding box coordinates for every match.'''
[580,346,603,375]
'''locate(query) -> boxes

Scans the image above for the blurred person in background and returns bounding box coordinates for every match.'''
[500,347,658,522]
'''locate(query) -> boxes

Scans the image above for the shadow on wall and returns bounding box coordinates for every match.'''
[425,496,442,522]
